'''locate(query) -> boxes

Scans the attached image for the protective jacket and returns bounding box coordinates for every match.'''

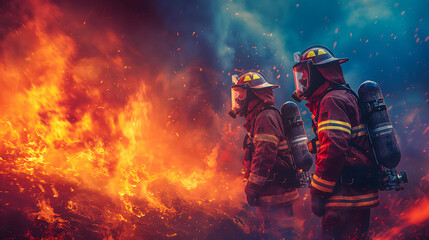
[306,81,379,209]
[243,96,299,207]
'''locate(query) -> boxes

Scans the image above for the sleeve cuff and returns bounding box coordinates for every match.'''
[248,173,267,186]
[311,174,336,193]
[253,134,279,145]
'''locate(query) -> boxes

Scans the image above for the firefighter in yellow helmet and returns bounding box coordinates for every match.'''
[229,71,301,239]
[292,46,379,239]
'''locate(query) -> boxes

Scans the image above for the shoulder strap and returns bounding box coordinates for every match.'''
[314,84,371,158]
[315,84,358,122]
[251,104,281,139]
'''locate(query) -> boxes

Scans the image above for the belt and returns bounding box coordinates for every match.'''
[266,161,299,189]
[339,166,378,186]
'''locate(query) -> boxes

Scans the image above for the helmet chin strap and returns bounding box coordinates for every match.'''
[291,92,302,103]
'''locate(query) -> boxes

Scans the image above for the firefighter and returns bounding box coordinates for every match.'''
[228,71,300,239]
[291,46,379,239]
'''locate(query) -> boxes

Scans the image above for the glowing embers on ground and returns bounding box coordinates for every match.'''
[0,0,244,238]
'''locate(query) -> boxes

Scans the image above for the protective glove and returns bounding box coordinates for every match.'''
[311,196,325,217]
[246,192,257,206]
[245,182,263,206]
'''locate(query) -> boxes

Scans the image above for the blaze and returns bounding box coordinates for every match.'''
[373,197,429,240]
[0,0,245,238]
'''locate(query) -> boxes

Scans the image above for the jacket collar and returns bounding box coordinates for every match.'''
[243,99,268,132]
[305,81,331,115]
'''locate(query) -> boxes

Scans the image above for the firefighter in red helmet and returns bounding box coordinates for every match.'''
[291,46,379,239]
[229,71,300,239]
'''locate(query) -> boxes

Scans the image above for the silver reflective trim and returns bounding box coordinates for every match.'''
[294,52,301,63]
[290,136,308,144]
[371,124,393,134]
[248,173,267,186]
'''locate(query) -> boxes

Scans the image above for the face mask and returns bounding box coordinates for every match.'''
[228,75,247,118]
[292,61,310,102]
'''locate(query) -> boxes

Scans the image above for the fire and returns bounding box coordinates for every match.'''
[0,0,245,238]
[373,197,429,240]
[3,0,427,239]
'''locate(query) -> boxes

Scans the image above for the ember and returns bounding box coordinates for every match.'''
[0,0,247,238]
[0,0,428,239]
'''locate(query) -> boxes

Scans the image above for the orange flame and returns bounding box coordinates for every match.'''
[373,197,429,239]
[0,0,245,237]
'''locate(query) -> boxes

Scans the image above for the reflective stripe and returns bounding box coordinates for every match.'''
[257,189,299,206]
[351,131,367,138]
[311,175,336,193]
[352,124,366,131]
[326,199,380,208]
[313,174,336,186]
[325,192,379,208]
[290,136,308,144]
[254,134,279,145]
[351,124,367,138]
[318,126,351,135]
[318,120,351,128]
[248,173,267,186]
[328,192,378,201]
[371,124,393,134]
[318,120,351,135]
[278,140,289,150]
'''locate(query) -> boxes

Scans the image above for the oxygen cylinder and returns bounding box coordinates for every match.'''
[281,101,313,171]
[358,80,401,169]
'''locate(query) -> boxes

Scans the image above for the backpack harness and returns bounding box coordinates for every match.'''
[308,84,377,186]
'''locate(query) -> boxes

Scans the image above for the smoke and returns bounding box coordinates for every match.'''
[0,0,428,238]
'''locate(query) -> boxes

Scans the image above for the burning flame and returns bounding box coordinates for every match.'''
[0,0,245,238]
[2,0,428,239]
[373,197,429,240]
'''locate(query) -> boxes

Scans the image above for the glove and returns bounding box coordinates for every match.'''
[311,196,325,217]
[245,182,263,206]
[246,192,257,206]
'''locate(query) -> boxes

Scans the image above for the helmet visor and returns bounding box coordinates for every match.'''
[293,62,310,97]
[230,86,247,116]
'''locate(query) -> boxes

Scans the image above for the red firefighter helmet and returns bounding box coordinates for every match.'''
[228,71,279,118]
[292,46,348,102]
[294,45,349,66]
[232,71,279,89]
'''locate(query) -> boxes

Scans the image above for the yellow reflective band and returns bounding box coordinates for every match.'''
[318,126,351,135]
[325,192,379,207]
[254,134,279,145]
[311,180,334,193]
[313,174,336,186]
[257,189,299,205]
[278,140,289,150]
[352,124,366,131]
[328,193,378,201]
[351,131,367,138]
[318,120,351,128]
[253,74,261,79]
[325,199,379,208]
[248,173,267,186]
[351,124,367,138]
[243,75,252,82]
[307,51,316,58]
[318,49,327,55]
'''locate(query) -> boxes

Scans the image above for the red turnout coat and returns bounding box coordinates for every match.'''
[307,81,379,209]
[243,97,298,207]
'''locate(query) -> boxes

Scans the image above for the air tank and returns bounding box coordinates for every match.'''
[358,80,401,169]
[281,101,313,171]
